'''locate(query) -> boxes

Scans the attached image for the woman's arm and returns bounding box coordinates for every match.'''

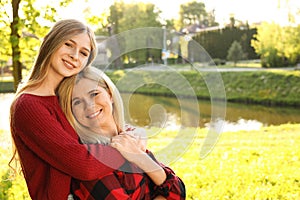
[111,133,166,185]
[111,133,186,199]
[12,97,125,180]
[147,150,186,200]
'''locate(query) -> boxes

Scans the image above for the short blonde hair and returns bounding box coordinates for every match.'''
[58,66,125,144]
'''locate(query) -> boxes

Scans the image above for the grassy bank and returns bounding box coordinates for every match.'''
[0,81,14,93]
[2,68,300,106]
[1,124,300,199]
[107,69,300,107]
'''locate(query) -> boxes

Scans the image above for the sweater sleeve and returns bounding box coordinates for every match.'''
[12,96,125,180]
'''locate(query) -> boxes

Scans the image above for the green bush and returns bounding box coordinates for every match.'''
[0,171,12,200]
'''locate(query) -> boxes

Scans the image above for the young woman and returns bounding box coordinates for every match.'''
[57,66,186,199]
[9,19,128,200]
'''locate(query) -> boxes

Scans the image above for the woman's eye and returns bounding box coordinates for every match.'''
[72,100,81,106]
[91,92,99,97]
[81,51,88,57]
[65,42,72,47]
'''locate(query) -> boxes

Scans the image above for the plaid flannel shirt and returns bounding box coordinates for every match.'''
[71,151,185,200]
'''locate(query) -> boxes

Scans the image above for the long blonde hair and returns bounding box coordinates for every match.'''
[9,19,97,172]
[58,66,125,144]
[14,19,97,97]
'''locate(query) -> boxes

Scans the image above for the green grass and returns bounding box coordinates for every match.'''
[1,124,300,199]
[221,71,300,106]
[107,69,300,106]
[148,124,300,199]
[0,129,29,200]
[0,81,14,93]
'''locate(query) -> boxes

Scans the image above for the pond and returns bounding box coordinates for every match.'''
[121,93,300,132]
[1,93,300,132]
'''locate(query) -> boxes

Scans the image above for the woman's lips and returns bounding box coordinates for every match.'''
[86,109,102,119]
[63,59,76,69]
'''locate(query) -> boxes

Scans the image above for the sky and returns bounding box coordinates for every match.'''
[57,0,300,26]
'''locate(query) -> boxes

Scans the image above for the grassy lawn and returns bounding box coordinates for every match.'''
[1,124,300,199]
[152,124,300,199]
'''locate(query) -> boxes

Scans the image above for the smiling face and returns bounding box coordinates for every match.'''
[71,78,115,133]
[49,33,91,79]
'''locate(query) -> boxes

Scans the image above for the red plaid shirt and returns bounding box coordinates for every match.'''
[71,151,185,200]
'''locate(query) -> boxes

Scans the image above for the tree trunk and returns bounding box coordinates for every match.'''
[11,0,22,91]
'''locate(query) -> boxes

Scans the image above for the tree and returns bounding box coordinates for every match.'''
[107,1,161,34]
[1,0,72,90]
[11,0,22,90]
[227,40,244,66]
[281,25,300,65]
[85,9,111,36]
[178,1,218,29]
[251,22,300,67]
[0,0,11,67]
[98,2,163,68]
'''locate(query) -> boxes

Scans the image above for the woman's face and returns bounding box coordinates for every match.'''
[71,78,114,131]
[49,33,91,78]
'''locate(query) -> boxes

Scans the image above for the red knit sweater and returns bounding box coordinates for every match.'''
[11,94,125,200]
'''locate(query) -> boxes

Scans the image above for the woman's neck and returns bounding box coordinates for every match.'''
[92,122,118,138]
[25,75,63,96]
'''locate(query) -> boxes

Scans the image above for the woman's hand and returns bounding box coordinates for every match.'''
[125,127,147,152]
[111,133,145,163]
[111,133,167,186]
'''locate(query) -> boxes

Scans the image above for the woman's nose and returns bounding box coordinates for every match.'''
[69,49,79,60]
[85,100,95,110]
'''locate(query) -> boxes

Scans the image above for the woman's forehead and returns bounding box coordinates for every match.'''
[73,78,98,94]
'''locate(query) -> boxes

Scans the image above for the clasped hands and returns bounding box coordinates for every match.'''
[110,128,147,163]
[111,128,167,200]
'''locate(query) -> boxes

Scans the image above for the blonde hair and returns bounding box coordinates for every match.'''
[9,19,97,172]
[14,19,97,97]
[58,66,125,144]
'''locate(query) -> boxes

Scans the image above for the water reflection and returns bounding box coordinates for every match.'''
[1,93,300,132]
[122,93,300,131]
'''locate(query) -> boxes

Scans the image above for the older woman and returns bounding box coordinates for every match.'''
[58,66,186,199]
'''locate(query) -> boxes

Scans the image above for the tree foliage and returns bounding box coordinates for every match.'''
[107,1,162,34]
[281,25,300,64]
[0,0,12,67]
[0,0,72,90]
[178,1,218,29]
[251,22,300,68]
[91,1,163,68]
